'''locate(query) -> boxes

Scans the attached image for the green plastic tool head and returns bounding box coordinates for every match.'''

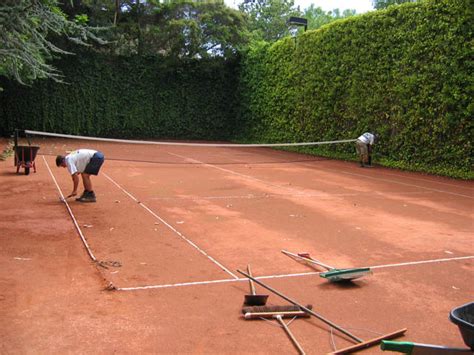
[319,268,372,282]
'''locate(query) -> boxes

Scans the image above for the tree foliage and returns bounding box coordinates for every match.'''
[238,0,301,42]
[139,3,249,58]
[0,0,105,86]
[373,0,418,10]
[303,5,356,31]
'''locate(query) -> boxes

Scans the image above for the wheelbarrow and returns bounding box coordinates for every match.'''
[381,301,474,354]
[14,145,40,175]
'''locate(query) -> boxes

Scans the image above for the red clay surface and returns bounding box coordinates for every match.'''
[1,138,473,354]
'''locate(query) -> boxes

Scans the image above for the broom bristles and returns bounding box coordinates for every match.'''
[244,310,311,320]
[242,304,312,314]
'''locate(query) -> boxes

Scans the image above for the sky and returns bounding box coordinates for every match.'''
[224,0,374,14]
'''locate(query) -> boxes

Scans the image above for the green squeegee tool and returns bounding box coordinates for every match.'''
[281,250,372,282]
[381,340,473,354]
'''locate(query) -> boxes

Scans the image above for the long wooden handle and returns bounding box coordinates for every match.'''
[282,250,333,270]
[247,265,257,295]
[330,328,407,354]
[237,269,363,343]
[276,315,306,355]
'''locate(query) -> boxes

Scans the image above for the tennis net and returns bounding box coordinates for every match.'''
[17,129,357,165]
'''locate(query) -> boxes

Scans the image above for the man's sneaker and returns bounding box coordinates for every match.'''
[77,191,96,203]
[75,191,87,201]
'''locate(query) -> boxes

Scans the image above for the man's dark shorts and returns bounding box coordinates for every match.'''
[84,152,104,175]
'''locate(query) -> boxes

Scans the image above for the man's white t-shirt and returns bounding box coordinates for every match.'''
[357,133,375,145]
[65,149,97,175]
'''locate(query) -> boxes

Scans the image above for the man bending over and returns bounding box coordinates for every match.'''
[56,149,105,202]
[355,132,376,168]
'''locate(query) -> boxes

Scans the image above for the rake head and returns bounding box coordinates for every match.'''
[320,267,372,282]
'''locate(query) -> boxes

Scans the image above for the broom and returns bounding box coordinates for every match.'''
[281,250,372,282]
[237,269,407,353]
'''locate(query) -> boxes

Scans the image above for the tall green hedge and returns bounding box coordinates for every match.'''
[237,0,473,178]
[0,53,240,140]
[1,0,472,178]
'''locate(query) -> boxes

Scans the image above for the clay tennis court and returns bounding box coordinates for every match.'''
[1,137,473,353]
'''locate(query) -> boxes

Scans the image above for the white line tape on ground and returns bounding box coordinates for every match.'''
[103,172,239,279]
[115,255,474,291]
[43,156,97,262]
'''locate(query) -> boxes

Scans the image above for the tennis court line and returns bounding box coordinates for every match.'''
[115,255,474,291]
[43,156,98,262]
[148,190,434,202]
[368,170,474,191]
[102,172,239,280]
[167,152,304,194]
[169,152,472,200]
[303,164,473,199]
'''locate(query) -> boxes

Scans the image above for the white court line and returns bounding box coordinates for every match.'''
[43,156,97,262]
[103,173,239,279]
[302,163,474,199]
[370,170,474,191]
[169,152,472,199]
[115,255,474,291]
[366,255,474,269]
[148,190,434,202]
[168,152,303,194]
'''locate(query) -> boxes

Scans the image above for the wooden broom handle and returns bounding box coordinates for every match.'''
[237,269,364,343]
[276,315,306,355]
[329,328,407,354]
[247,265,257,295]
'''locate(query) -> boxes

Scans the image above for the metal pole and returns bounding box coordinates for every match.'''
[237,269,363,343]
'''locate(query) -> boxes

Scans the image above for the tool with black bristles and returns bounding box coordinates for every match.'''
[237,269,407,354]
[243,264,269,306]
[242,304,313,315]
[281,250,372,282]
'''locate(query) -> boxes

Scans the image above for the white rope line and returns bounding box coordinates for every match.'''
[102,172,239,279]
[114,255,473,291]
[168,152,303,194]
[303,164,474,199]
[371,170,474,191]
[43,156,97,262]
[25,130,356,148]
[366,255,474,269]
[148,190,434,202]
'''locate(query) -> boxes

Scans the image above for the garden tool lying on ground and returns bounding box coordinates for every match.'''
[381,301,474,355]
[281,250,372,282]
[243,264,269,306]
[381,341,473,354]
[244,307,310,355]
[237,269,407,354]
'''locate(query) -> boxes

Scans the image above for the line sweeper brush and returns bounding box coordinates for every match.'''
[281,250,372,282]
[243,264,269,306]
[237,269,407,354]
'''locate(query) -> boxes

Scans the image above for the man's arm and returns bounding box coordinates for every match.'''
[68,173,80,197]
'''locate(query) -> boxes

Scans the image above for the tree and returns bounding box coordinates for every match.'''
[238,0,302,42]
[146,3,249,58]
[373,0,418,10]
[0,0,105,86]
[303,5,356,31]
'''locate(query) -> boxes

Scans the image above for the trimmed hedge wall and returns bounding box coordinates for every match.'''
[0,0,472,178]
[237,0,473,178]
[0,53,240,140]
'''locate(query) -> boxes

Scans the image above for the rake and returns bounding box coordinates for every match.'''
[244,309,310,355]
[281,250,372,282]
[237,269,407,354]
